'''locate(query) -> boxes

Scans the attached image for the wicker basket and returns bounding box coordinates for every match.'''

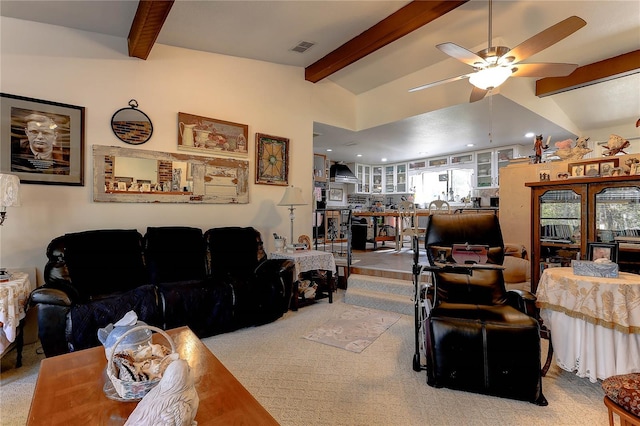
[106,325,176,400]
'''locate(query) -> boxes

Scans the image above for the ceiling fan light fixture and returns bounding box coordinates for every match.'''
[469,66,512,90]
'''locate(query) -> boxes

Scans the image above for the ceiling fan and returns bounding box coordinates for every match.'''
[409,0,586,102]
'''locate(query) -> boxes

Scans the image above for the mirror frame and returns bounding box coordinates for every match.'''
[93,145,249,204]
[110,100,153,145]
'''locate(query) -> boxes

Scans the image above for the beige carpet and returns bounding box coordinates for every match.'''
[1,291,609,425]
[303,306,401,353]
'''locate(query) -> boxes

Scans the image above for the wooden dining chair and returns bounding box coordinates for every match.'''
[428,199,451,214]
[398,201,424,251]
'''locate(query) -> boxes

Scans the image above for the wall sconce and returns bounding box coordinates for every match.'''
[0,173,21,226]
[278,186,307,244]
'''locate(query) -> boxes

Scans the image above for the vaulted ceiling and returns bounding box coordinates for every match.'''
[2,0,638,163]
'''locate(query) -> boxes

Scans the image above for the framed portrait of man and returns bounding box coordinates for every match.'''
[1,93,85,185]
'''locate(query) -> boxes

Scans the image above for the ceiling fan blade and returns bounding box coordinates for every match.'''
[437,43,487,67]
[511,62,578,78]
[409,73,472,93]
[500,16,586,65]
[470,86,488,103]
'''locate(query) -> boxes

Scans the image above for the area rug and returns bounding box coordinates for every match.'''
[302,306,401,353]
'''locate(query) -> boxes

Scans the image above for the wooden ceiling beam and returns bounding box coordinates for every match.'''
[128,0,175,60]
[305,0,469,83]
[536,49,640,97]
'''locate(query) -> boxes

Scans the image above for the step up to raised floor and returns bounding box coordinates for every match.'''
[344,274,414,316]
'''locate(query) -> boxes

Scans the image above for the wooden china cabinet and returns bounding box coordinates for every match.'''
[526,175,640,292]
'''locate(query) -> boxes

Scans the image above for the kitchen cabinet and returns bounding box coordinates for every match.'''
[384,163,407,193]
[355,163,371,193]
[526,175,640,292]
[313,154,327,182]
[475,146,518,188]
[372,166,383,193]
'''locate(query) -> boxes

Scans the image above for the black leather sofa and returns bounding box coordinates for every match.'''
[29,226,295,357]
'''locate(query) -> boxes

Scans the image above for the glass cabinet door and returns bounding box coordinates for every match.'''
[396,164,407,193]
[593,185,640,273]
[356,164,370,193]
[539,189,583,266]
[385,165,395,193]
[476,151,493,187]
[372,166,383,193]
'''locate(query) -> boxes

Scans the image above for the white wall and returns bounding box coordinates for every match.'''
[0,17,351,281]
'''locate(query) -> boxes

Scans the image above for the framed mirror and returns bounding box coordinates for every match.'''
[93,145,249,204]
[110,100,153,145]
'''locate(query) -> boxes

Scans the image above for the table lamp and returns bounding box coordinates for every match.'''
[0,173,20,226]
[278,186,307,244]
[0,173,20,281]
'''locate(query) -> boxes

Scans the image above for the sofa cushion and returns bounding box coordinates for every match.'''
[144,226,206,284]
[158,279,234,337]
[68,284,161,352]
[63,229,147,300]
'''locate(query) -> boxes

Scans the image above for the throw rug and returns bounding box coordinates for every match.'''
[303,306,401,353]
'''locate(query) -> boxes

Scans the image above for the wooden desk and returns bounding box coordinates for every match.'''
[536,267,640,382]
[27,326,278,425]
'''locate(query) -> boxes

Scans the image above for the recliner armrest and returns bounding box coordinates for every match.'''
[29,287,73,307]
[505,289,537,317]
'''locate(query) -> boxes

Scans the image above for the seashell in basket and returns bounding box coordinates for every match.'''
[107,325,178,400]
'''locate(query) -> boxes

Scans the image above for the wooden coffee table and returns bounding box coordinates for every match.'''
[27,326,278,425]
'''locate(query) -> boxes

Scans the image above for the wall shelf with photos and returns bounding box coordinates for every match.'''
[526,174,640,292]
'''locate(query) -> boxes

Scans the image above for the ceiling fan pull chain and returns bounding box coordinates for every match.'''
[489,94,493,144]
[488,0,493,50]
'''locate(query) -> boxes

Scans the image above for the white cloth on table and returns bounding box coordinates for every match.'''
[0,272,32,353]
[536,267,640,382]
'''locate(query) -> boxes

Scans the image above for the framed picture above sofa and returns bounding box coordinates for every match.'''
[0,93,85,186]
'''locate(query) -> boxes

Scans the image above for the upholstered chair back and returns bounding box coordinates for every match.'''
[49,229,147,302]
[425,214,508,306]
[144,226,207,284]
[204,227,265,278]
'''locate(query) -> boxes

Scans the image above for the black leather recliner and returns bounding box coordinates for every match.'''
[30,226,295,357]
[423,214,547,406]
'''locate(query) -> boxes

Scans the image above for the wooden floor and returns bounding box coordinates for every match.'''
[350,243,427,281]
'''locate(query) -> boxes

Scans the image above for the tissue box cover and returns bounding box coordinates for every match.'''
[572,260,619,278]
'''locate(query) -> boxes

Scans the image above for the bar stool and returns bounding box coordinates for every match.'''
[602,373,640,426]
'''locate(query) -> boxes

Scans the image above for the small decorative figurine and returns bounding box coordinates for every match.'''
[603,134,631,156]
[554,136,592,161]
[533,134,549,163]
[125,359,199,426]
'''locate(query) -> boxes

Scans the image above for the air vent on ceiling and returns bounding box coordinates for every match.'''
[291,41,315,53]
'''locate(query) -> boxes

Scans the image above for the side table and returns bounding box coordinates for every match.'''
[0,271,32,367]
[270,250,337,310]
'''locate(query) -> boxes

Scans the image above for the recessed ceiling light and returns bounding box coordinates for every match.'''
[525,132,535,138]
[466,143,474,147]
[356,154,362,157]
[381,158,388,162]
[326,149,332,152]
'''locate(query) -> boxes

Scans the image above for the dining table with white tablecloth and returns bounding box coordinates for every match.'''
[536,267,640,382]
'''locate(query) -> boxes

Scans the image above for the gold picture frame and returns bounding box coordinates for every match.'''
[177,112,248,158]
[255,133,289,186]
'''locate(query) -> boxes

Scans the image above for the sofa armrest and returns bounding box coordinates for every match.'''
[29,287,73,307]
[29,287,73,357]
[255,259,296,314]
